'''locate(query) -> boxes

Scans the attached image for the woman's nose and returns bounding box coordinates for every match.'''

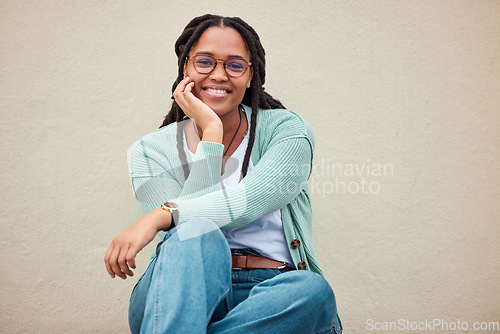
[210,61,228,81]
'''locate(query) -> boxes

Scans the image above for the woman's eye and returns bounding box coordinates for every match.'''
[196,58,214,67]
[227,61,244,71]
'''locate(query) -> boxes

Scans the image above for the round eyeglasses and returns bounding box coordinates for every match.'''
[186,55,252,78]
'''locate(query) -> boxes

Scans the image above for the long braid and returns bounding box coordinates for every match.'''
[160,15,285,179]
[242,79,260,177]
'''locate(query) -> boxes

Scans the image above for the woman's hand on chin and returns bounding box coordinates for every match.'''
[173,77,222,143]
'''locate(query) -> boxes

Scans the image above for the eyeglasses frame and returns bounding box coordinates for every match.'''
[186,55,252,78]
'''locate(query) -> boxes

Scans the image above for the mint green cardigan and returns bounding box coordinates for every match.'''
[128,104,323,275]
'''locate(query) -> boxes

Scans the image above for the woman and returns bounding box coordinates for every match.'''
[104,14,342,333]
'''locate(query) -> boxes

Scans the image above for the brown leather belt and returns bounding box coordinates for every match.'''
[232,254,294,271]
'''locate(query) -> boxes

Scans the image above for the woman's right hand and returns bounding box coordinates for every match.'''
[104,208,171,279]
[173,77,222,143]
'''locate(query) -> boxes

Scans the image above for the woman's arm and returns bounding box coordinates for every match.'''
[175,135,312,229]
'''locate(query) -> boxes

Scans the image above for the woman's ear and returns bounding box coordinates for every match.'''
[246,68,253,88]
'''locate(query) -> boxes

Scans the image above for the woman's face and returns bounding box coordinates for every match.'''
[184,27,253,118]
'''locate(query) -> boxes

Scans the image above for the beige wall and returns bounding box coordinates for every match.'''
[1,1,499,333]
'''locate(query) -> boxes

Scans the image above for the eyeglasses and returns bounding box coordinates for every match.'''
[186,55,252,78]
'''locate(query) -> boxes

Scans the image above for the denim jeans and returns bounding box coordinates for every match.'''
[129,218,342,334]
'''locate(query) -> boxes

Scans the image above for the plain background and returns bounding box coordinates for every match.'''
[1,1,499,333]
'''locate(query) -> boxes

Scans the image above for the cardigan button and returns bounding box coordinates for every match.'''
[290,239,301,249]
[297,261,307,270]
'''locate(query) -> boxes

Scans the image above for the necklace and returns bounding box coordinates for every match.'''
[192,106,243,156]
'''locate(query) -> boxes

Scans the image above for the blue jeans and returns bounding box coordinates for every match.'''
[129,218,342,333]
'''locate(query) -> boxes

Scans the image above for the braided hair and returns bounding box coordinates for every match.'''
[160,14,285,179]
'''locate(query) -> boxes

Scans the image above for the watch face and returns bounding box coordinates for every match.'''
[165,202,179,210]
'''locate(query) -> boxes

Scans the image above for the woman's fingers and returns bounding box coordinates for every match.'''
[184,81,195,94]
[104,239,134,279]
[173,77,204,113]
[173,78,198,114]
[104,245,116,278]
[125,246,138,270]
[117,246,134,278]
[175,76,191,91]
[173,77,192,104]
[105,243,124,279]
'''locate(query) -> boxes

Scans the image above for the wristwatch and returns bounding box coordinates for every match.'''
[160,201,180,230]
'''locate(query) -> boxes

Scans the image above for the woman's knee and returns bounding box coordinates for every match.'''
[296,271,334,293]
[250,270,339,331]
[281,270,336,310]
[159,218,224,245]
[176,217,222,239]
[156,217,229,263]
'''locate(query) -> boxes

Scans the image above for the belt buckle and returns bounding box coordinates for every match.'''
[277,263,287,270]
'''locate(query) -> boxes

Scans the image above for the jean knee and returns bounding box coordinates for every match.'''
[155,217,231,276]
[288,271,336,309]
[155,218,228,258]
[176,218,223,241]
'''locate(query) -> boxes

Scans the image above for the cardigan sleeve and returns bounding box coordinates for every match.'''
[128,134,226,210]
[128,135,183,215]
[176,134,313,230]
[177,141,224,200]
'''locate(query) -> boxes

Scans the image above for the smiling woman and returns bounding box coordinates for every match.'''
[104,14,342,333]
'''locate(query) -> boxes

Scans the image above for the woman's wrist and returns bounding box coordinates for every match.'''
[147,207,173,231]
[201,121,223,144]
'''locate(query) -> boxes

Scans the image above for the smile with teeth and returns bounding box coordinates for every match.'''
[203,87,231,97]
[207,88,228,94]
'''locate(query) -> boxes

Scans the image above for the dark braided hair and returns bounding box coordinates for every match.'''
[160,14,285,179]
